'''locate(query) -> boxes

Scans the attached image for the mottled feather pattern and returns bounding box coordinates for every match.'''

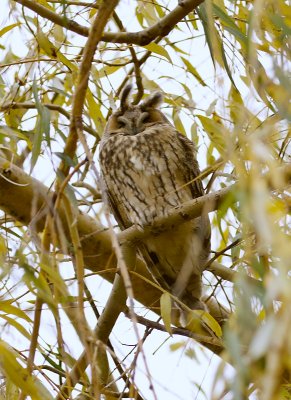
[99,86,210,310]
[100,124,202,226]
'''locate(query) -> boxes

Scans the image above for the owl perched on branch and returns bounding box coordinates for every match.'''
[99,85,210,311]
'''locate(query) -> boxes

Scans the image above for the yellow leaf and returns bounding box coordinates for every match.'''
[160,292,172,335]
[0,235,6,264]
[143,43,172,63]
[0,341,53,399]
[186,310,222,337]
[184,310,203,333]
[57,52,78,72]
[0,126,31,143]
[197,114,226,154]
[196,310,223,337]
[181,57,206,87]
[35,0,54,10]
[0,301,32,322]
[172,109,187,136]
[0,23,21,38]
[86,89,105,136]
[97,64,123,78]
[169,341,185,352]
[36,28,57,57]
[0,315,31,340]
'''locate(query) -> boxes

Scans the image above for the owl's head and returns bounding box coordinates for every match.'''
[104,85,169,136]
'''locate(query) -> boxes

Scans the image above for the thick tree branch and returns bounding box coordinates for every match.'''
[2,158,290,355]
[1,157,290,282]
[0,155,230,319]
[0,156,164,313]
[56,274,127,400]
[13,0,204,45]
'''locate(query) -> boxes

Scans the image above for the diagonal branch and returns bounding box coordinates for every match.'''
[0,155,230,321]
[2,157,290,357]
[13,0,204,45]
[1,157,290,284]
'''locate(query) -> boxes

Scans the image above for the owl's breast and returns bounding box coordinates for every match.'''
[99,127,193,226]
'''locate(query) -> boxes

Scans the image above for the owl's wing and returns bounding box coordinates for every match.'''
[100,175,130,230]
[177,132,205,199]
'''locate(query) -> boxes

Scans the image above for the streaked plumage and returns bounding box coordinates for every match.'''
[99,86,210,310]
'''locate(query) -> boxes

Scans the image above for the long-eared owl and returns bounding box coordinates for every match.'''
[99,85,210,310]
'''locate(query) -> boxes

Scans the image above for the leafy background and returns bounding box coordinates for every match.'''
[0,1,290,399]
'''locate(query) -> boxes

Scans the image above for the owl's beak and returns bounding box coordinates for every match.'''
[132,122,144,135]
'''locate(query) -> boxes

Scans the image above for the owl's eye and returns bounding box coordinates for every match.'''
[117,116,127,128]
[140,112,151,123]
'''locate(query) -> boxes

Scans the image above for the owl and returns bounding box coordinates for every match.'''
[99,85,210,311]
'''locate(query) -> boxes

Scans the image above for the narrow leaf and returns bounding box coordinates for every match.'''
[144,43,172,63]
[31,80,51,171]
[196,310,223,337]
[0,341,53,400]
[160,292,172,335]
[181,57,206,87]
[0,301,31,322]
[0,23,21,38]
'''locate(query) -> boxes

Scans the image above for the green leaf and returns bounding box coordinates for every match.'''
[31,80,51,171]
[143,43,172,63]
[197,4,237,88]
[197,4,216,66]
[219,41,238,89]
[160,292,172,335]
[249,318,276,360]
[31,122,42,171]
[212,4,247,49]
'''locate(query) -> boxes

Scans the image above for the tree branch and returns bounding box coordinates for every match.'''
[1,156,290,281]
[13,0,204,45]
[117,163,291,245]
[124,313,222,347]
[56,273,127,400]
[1,158,290,355]
[0,102,97,138]
[59,0,119,178]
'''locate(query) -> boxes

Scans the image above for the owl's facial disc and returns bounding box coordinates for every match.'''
[116,110,150,135]
[104,88,169,136]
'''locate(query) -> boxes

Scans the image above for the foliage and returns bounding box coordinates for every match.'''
[0,0,290,399]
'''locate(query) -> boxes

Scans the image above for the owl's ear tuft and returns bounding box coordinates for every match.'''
[120,84,133,112]
[141,92,163,110]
